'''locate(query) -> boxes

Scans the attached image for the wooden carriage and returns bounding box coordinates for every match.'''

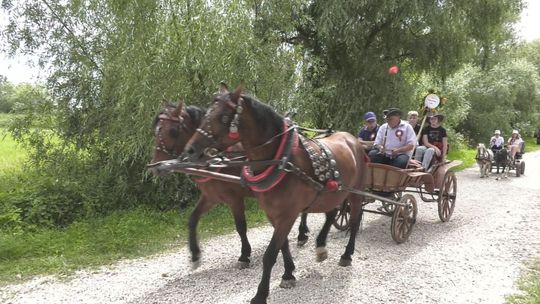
[333,160,461,244]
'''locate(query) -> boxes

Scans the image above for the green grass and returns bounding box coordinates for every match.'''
[506,259,540,304]
[0,201,267,284]
[524,136,540,153]
[447,147,476,171]
[0,128,27,173]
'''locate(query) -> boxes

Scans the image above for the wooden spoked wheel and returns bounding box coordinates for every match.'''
[333,200,350,231]
[438,171,457,222]
[390,194,417,244]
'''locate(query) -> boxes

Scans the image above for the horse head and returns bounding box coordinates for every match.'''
[475,143,493,161]
[150,101,205,168]
[184,84,252,162]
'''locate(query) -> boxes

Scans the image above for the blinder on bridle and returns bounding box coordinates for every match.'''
[195,96,243,158]
[154,108,187,158]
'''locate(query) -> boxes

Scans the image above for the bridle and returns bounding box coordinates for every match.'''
[475,145,490,161]
[195,97,243,158]
[154,110,187,158]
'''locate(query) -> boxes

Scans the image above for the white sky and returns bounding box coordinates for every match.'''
[1,1,540,84]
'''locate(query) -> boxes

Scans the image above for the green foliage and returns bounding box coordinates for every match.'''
[1,0,299,227]
[272,0,523,131]
[0,200,267,284]
[455,59,540,144]
[0,76,15,112]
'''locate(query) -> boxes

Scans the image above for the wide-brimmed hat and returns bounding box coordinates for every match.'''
[429,113,445,122]
[383,108,402,118]
[494,130,501,135]
[363,111,376,121]
[512,129,519,135]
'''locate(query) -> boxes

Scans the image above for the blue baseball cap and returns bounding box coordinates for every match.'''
[363,112,376,121]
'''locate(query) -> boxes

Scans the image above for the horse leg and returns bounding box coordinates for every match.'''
[188,195,215,269]
[251,215,296,304]
[279,239,296,288]
[229,199,251,269]
[315,209,338,262]
[339,195,363,266]
[297,213,309,247]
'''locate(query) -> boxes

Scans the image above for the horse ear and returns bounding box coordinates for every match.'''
[171,100,184,117]
[231,84,244,103]
[219,81,229,94]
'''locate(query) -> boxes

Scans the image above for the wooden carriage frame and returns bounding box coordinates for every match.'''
[332,160,461,243]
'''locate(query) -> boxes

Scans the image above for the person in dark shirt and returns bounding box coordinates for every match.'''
[358,111,379,150]
[414,113,448,171]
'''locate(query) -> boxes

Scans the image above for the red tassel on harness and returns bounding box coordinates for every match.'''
[325,180,338,191]
[228,131,239,139]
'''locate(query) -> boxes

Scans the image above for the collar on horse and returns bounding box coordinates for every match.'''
[241,120,298,192]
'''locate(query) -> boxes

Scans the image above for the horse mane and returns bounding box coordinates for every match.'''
[240,94,284,131]
[152,103,206,128]
[185,105,206,127]
[494,148,508,163]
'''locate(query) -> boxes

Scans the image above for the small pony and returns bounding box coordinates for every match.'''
[493,148,511,180]
[475,143,493,178]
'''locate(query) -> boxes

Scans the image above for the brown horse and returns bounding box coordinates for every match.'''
[184,85,367,304]
[149,102,310,269]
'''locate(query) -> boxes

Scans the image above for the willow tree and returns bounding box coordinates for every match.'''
[253,0,523,131]
[1,0,300,225]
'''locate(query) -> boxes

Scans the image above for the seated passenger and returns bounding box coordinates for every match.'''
[358,111,379,150]
[507,130,523,160]
[407,110,421,135]
[414,113,448,171]
[368,108,416,169]
[490,130,504,153]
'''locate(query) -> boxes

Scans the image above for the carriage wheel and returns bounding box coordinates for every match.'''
[438,171,457,222]
[381,192,401,213]
[333,200,350,231]
[520,161,525,175]
[516,162,521,177]
[390,194,417,244]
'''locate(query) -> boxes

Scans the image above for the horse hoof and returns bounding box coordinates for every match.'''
[279,278,297,289]
[338,258,352,267]
[297,239,308,247]
[250,296,267,304]
[191,259,201,270]
[316,247,328,262]
[236,260,250,269]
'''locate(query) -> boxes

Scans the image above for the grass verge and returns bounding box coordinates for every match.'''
[0,201,267,285]
[506,259,540,304]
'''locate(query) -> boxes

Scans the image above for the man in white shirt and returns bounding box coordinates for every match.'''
[369,108,417,168]
[490,130,504,153]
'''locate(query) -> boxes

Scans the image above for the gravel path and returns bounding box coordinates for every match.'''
[2,151,540,304]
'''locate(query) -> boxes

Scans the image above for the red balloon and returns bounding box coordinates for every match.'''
[388,65,399,74]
